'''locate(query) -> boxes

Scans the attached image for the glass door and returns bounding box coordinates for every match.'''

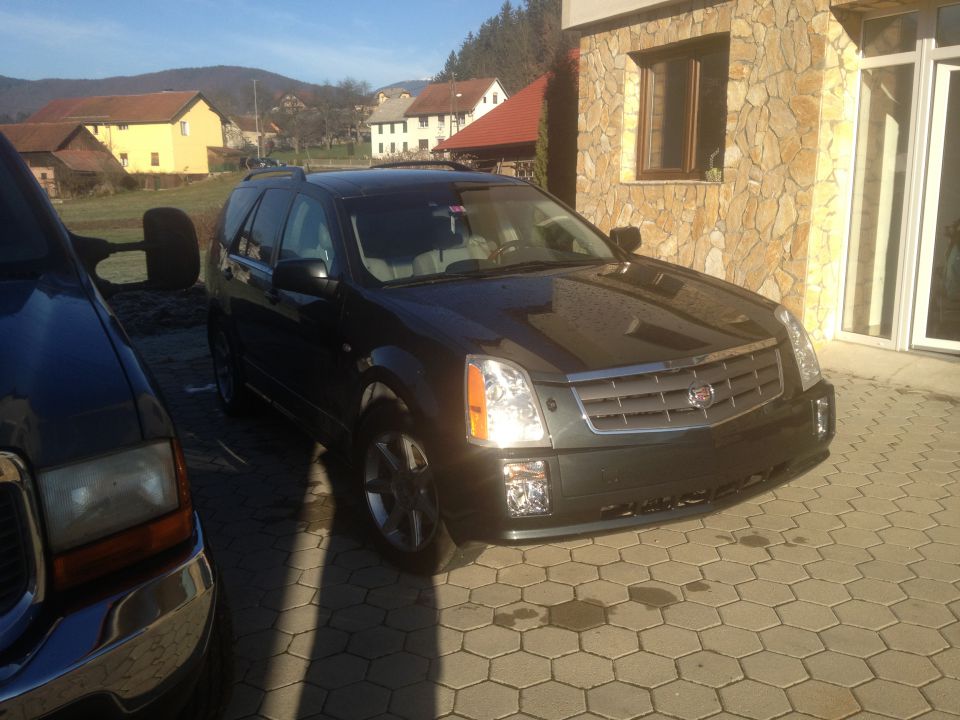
[912,13,960,351]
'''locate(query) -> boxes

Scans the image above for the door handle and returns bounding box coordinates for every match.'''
[222,267,233,281]
[264,288,280,304]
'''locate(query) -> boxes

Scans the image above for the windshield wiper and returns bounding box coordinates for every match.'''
[492,258,608,275]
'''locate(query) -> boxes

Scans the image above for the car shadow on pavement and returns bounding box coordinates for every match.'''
[137,329,438,720]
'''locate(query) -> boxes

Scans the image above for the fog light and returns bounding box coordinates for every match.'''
[503,461,550,517]
[814,397,830,439]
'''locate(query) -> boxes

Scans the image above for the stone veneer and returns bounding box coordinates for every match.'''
[575,0,867,343]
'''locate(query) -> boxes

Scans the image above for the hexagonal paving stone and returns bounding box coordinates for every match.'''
[476,546,524,569]
[640,625,701,658]
[389,681,455,720]
[606,601,663,631]
[405,625,463,659]
[760,626,824,659]
[490,651,552,689]
[470,583,523,609]
[777,600,840,632]
[524,546,572,567]
[651,679,721,720]
[367,651,430,690]
[736,579,796,607]
[520,680,586,720]
[454,681,519,720]
[554,652,615,689]
[587,681,653,720]
[890,597,956,628]
[571,543,621,566]
[682,578,741,606]
[718,679,790,720]
[925,677,960,713]
[346,626,406,659]
[650,561,704,587]
[305,653,369,690]
[661,601,721,631]
[440,603,495,631]
[463,624,522,658]
[700,625,763,658]
[429,651,490,689]
[547,562,599,586]
[575,579,631,606]
[493,601,548,631]
[832,599,897,631]
[325,681,390,720]
[581,624,640,659]
[287,627,349,661]
[550,599,606,631]
[786,680,861,719]
[676,650,744,688]
[614,651,678,688]
[719,601,781,631]
[498,564,548,588]
[522,581,575,607]
[870,650,940,687]
[854,679,931,719]
[258,681,327,720]
[523,626,580,658]
[880,623,949,655]
[804,651,873,687]
[598,561,651,586]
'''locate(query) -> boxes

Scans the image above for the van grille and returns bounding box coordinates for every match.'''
[573,343,783,433]
[0,483,29,617]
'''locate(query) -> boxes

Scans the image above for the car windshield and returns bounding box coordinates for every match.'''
[345,182,617,285]
[0,157,53,267]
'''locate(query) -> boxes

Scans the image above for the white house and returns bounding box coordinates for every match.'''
[369,78,508,159]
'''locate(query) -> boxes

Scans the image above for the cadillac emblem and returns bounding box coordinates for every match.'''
[688,382,716,410]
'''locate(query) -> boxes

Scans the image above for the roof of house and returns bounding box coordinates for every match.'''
[433,74,547,152]
[232,115,280,133]
[0,122,85,152]
[28,91,225,124]
[52,149,120,173]
[368,96,416,124]
[405,78,500,116]
[377,87,410,98]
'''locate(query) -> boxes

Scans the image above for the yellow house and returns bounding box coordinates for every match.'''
[27,91,226,174]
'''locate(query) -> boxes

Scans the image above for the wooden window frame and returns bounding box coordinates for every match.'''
[150,152,160,167]
[636,34,729,181]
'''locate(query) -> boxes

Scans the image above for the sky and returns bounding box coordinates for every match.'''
[0,0,511,89]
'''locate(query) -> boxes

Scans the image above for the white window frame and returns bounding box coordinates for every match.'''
[180,120,190,136]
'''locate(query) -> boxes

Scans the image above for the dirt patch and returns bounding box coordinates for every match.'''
[110,283,207,336]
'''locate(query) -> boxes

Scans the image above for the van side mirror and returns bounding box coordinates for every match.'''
[71,207,200,298]
[273,258,337,298]
[610,226,642,253]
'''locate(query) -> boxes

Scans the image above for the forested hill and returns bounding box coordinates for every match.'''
[0,66,350,121]
[435,0,578,94]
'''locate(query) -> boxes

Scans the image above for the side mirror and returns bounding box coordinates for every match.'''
[273,258,336,298]
[71,207,200,298]
[610,226,642,253]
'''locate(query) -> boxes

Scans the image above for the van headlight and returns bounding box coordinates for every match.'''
[775,306,822,392]
[465,356,548,447]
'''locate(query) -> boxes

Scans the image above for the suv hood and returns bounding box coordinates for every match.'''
[0,273,142,468]
[378,260,782,379]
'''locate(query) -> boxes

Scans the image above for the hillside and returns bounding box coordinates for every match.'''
[0,65,344,120]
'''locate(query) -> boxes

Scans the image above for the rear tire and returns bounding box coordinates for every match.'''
[356,403,457,575]
[210,321,251,415]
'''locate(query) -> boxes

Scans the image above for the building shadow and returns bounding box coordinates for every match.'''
[139,329,438,720]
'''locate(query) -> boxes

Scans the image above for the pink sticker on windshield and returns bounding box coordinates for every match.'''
[449,205,465,214]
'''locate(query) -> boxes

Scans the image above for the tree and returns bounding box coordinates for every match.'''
[544,49,578,206]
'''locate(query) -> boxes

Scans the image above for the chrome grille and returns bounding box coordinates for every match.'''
[0,483,28,616]
[573,342,783,433]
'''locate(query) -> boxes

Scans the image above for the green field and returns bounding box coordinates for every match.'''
[270,142,372,166]
[54,173,242,283]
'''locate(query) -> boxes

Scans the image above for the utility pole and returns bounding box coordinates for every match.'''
[253,78,261,159]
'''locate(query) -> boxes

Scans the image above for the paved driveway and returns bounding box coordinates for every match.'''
[138,329,960,720]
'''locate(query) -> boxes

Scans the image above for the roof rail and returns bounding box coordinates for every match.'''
[371,160,475,172]
[243,166,307,182]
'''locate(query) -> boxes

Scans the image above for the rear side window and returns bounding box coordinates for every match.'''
[279,194,340,274]
[219,186,259,247]
[235,188,290,265]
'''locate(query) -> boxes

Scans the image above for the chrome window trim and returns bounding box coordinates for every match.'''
[568,340,784,435]
[564,337,780,384]
[0,452,47,649]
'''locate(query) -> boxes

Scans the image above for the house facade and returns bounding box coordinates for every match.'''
[369,78,508,159]
[0,122,127,197]
[564,0,960,356]
[27,91,227,174]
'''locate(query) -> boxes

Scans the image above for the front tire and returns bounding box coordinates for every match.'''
[357,404,457,575]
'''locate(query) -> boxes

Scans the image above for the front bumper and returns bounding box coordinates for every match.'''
[0,515,218,720]
[443,382,835,544]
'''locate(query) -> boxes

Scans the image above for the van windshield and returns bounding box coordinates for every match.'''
[345,183,616,285]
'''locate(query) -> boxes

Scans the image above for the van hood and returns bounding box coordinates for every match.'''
[0,273,142,469]
[377,260,784,379]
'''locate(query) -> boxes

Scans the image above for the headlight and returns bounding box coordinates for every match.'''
[466,356,548,447]
[775,305,822,392]
[37,440,194,589]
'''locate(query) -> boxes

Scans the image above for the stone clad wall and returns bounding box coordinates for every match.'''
[576,0,857,341]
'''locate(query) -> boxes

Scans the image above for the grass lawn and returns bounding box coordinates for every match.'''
[270,142,372,165]
[54,173,243,283]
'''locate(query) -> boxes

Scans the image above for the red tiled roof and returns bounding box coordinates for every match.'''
[433,74,547,152]
[0,122,84,152]
[406,78,500,116]
[28,91,222,124]
[52,149,120,173]
[232,115,280,133]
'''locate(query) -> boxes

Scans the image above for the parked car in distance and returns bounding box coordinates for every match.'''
[0,134,231,719]
[243,156,283,170]
[205,163,835,573]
